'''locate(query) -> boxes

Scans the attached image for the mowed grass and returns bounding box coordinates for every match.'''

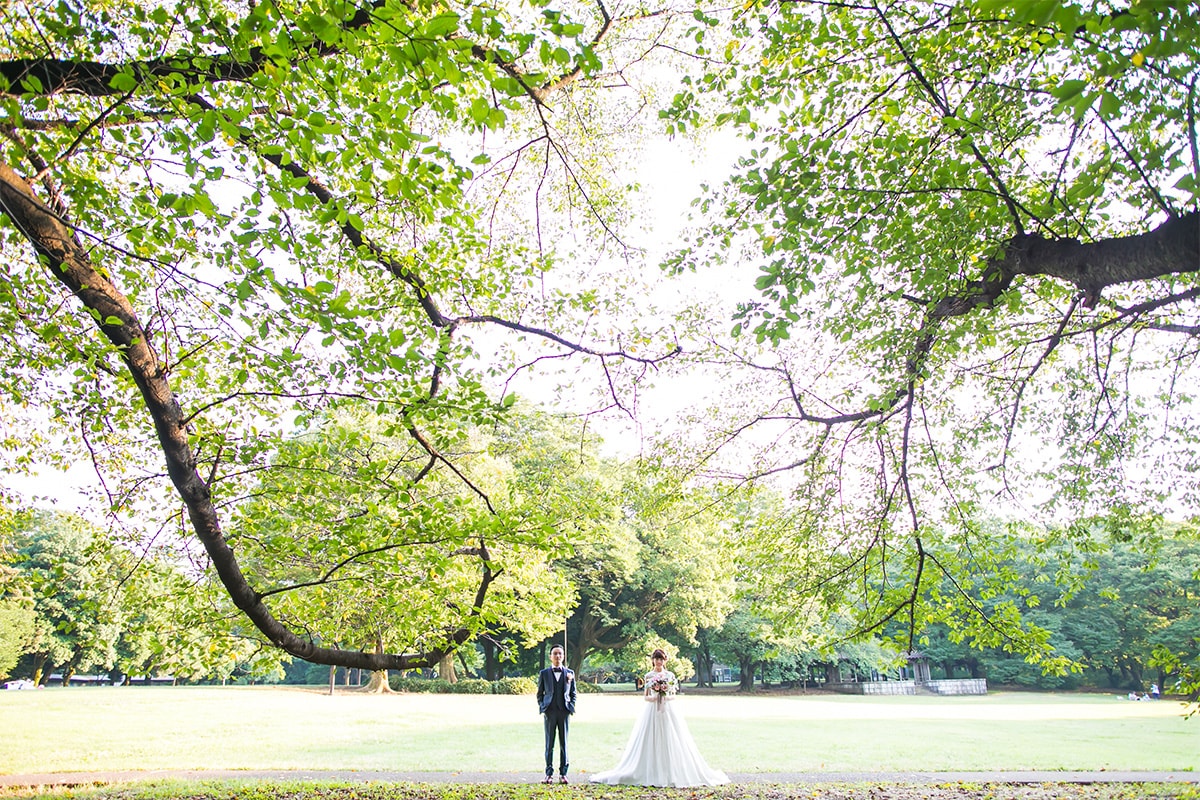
[0,685,1196,776]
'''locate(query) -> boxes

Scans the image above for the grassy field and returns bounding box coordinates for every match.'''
[0,685,1196,776]
[3,778,1196,800]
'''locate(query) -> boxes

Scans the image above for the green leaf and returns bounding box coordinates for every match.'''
[1049,80,1088,101]
[109,70,138,93]
[1097,91,1121,120]
[425,13,460,38]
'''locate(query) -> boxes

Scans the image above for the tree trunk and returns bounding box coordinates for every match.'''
[693,636,714,688]
[328,665,336,696]
[931,211,1200,318]
[438,652,457,683]
[363,669,394,693]
[62,650,83,686]
[457,649,471,679]
[31,654,49,686]
[738,656,755,692]
[569,604,634,674]
[694,654,711,688]
[360,639,395,692]
[483,637,497,681]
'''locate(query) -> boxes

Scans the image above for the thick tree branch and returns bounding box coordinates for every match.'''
[932,212,1200,318]
[0,2,387,97]
[2,0,621,104]
[736,213,1199,490]
[1,51,270,98]
[187,95,677,378]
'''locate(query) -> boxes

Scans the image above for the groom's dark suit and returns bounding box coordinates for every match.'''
[536,664,576,778]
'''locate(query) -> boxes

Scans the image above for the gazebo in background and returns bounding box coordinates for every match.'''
[906,650,933,684]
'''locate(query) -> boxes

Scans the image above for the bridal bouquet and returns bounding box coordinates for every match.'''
[649,675,677,696]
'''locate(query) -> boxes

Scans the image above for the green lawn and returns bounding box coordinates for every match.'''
[0,686,1195,776]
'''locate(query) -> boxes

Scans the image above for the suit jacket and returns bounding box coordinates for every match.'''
[537,666,576,715]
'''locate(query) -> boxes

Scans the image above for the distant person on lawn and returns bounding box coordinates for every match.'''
[536,644,576,784]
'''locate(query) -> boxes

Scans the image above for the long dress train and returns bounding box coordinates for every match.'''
[589,669,729,787]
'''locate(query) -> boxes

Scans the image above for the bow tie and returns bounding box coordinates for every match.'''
[553,667,562,672]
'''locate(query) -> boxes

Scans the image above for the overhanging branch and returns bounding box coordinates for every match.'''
[0,159,487,671]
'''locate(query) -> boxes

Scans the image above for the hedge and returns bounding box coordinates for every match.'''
[492,676,537,695]
[387,675,538,694]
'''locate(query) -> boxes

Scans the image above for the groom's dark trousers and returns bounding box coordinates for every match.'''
[536,666,576,777]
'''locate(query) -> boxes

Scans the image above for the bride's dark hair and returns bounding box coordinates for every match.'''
[651,648,667,660]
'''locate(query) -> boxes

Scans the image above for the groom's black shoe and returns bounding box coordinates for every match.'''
[542,776,554,784]
[558,777,568,784]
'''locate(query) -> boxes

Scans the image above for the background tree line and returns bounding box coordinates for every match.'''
[5,432,1198,697]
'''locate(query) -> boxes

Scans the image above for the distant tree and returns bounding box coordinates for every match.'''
[612,636,694,683]
[908,525,1200,691]
[227,406,595,690]
[110,553,260,685]
[0,594,36,681]
[758,640,822,689]
[978,611,1086,690]
[12,512,122,684]
[1053,533,1200,690]
[559,473,735,674]
[0,509,36,680]
[692,626,719,688]
[707,606,774,692]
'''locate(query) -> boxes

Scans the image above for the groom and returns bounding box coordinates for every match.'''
[536,643,576,784]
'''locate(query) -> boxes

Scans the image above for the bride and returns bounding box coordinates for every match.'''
[590,648,729,787]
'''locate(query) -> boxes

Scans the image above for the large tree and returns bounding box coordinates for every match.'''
[559,472,735,673]
[230,406,576,683]
[655,0,1200,659]
[0,0,682,669]
[0,505,35,680]
[11,511,123,684]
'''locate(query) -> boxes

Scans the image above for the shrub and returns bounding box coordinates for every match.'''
[390,676,452,693]
[450,678,493,694]
[577,680,604,693]
[492,676,537,695]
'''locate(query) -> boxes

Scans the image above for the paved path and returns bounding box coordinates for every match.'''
[2,770,1197,788]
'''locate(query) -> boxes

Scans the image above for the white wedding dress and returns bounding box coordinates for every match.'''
[590,669,729,787]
